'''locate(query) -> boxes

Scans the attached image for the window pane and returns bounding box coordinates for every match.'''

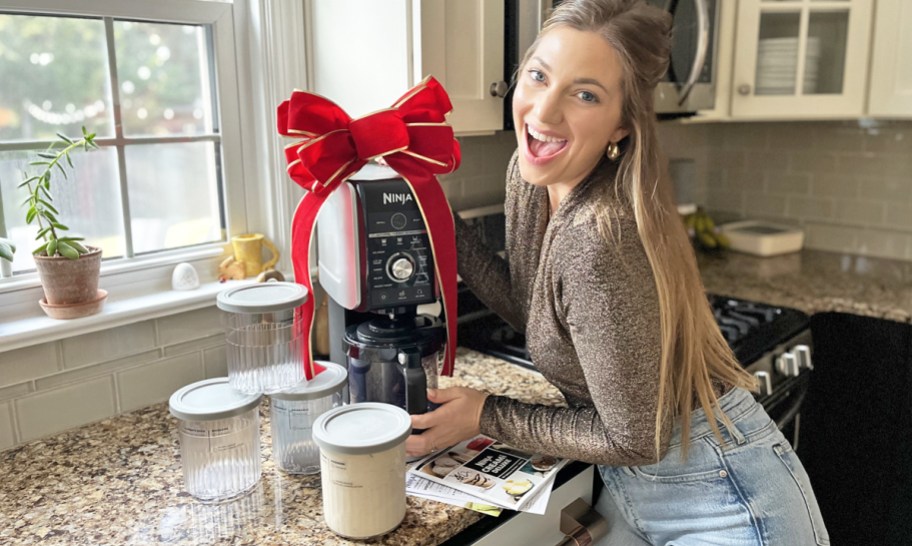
[805,10,848,95]
[0,14,114,141]
[114,21,213,136]
[755,11,801,95]
[0,147,123,273]
[125,142,223,254]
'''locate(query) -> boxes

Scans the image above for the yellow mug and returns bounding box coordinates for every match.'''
[230,233,279,277]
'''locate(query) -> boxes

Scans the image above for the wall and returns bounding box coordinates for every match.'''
[659,120,912,262]
[0,133,518,452]
[442,132,517,211]
[0,308,226,451]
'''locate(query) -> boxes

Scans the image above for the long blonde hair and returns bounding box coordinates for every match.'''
[529,0,756,456]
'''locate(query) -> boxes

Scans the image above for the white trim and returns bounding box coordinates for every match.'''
[0,279,254,353]
[236,0,310,277]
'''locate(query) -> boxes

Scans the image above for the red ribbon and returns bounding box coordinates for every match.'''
[277,76,461,380]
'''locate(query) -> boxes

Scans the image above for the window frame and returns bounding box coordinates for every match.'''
[0,0,305,347]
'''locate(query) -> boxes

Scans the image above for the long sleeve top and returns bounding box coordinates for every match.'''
[455,151,671,466]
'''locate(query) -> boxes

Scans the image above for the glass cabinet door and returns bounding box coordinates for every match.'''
[732,0,872,118]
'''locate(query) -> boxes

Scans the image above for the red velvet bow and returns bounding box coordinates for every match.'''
[277,76,461,380]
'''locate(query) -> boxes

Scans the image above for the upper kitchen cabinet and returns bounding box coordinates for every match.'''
[305,0,504,135]
[867,0,912,118]
[730,0,873,119]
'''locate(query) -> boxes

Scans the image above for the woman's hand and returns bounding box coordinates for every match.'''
[405,387,489,457]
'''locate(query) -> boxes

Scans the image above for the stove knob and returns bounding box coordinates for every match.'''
[775,352,800,377]
[754,371,772,396]
[388,254,415,282]
[793,344,813,370]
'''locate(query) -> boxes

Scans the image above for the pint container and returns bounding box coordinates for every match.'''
[169,377,263,501]
[217,282,308,394]
[269,361,347,475]
[313,403,412,539]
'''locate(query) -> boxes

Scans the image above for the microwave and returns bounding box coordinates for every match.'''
[508,0,719,120]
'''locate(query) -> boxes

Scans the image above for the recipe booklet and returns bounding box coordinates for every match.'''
[407,435,568,512]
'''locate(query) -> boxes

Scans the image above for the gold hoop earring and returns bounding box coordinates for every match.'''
[607,142,620,161]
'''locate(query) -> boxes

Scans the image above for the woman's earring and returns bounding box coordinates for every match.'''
[607,142,620,161]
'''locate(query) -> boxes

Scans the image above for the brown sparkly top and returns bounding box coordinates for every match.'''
[456,152,671,466]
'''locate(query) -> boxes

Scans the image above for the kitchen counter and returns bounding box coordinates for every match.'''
[0,349,566,546]
[698,248,912,323]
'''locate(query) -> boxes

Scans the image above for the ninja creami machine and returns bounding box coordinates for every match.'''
[317,164,445,416]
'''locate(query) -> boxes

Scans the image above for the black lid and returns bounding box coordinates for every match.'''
[343,314,444,358]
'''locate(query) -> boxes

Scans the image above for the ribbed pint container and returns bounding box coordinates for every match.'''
[169,378,263,501]
[217,282,308,394]
[269,361,347,475]
[313,403,412,539]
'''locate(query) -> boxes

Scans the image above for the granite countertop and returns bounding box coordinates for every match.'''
[698,248,912,323]
[0,349,565,546]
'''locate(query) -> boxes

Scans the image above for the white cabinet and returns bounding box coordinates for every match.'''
[306,0,504,135]
[729,0,873,119]
[867,0,912,118]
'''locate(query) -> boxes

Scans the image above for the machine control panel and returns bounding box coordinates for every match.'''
[357,179,436,311]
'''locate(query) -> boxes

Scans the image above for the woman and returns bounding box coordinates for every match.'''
[406,1,829,543]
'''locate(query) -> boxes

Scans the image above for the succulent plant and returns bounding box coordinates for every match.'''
[19,127,98,259]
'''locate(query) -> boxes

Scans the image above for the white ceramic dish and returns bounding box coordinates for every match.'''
[719,220,805,257]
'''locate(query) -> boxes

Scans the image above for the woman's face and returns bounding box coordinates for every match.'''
[512,26,629,189]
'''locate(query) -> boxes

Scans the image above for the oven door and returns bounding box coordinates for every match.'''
[758,371,810,449]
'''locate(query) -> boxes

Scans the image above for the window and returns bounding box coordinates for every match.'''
[0,8,227,274]
[0,0,308,348]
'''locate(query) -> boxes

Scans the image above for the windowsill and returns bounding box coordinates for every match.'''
[0,279,257,353]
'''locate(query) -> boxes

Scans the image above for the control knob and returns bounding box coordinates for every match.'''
[754,371,772,396]
[387,253,415,282]
[793,344,813,370]
[775,351,800,377]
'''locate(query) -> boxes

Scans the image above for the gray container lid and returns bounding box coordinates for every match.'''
[216,282,308,314]
[312,403,411,455]
[169,377,263,421]
[269,361,348,401]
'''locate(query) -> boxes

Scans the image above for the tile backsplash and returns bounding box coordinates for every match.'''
[0,307,227,450]
[659,120,912,261]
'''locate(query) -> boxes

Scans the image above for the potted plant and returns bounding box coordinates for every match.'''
[19,127,103,319]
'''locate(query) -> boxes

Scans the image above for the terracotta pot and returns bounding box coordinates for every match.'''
[34,246,102,306]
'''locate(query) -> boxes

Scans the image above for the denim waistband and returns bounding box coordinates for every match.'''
[667,387,759,448]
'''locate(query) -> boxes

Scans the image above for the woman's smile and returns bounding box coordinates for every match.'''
[524,124,568,165]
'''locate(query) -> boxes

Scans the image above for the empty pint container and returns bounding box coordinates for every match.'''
[169,377,263,501]
[269,361,347,475]
[217,282,308,394]
[313,403,412,539]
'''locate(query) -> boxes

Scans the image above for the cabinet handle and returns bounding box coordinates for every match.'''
[738,84,752,96]
[489,81,508,98]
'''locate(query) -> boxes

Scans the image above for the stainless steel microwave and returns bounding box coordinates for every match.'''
[509,0,719,118]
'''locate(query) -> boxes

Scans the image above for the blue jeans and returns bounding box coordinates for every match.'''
[595,388,829,545]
